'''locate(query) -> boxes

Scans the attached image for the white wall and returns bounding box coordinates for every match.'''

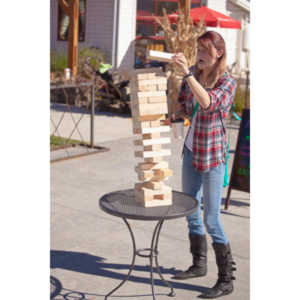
[116,0,137,69]
[205,0,250,75]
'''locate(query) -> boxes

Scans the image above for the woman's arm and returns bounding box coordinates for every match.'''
[172,53,211,109]
[185,75,211,109]
[172,53,237,113]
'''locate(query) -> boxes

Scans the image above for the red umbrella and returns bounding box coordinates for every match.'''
[168,6,241,29]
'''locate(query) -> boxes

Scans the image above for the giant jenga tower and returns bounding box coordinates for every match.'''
[129,68,173,207]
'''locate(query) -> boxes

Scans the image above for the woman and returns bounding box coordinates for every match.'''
[171,31,237,298]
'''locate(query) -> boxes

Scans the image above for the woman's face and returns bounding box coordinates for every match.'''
[196,42,222,70]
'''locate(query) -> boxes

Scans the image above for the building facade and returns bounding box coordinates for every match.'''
[50,0,249,74]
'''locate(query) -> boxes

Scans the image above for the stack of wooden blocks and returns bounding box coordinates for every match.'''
[130,68,173,207]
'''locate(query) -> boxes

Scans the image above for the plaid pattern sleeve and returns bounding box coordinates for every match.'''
[192,73,237,172]
[177,67,197,117]
[177,81,194,117]
[204,74,237,113]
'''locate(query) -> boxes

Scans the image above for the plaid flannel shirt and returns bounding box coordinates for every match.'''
[178,68,237,172]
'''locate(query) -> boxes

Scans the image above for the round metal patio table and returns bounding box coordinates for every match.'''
[99,189,198,300]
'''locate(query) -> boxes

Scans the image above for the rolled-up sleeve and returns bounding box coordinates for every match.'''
[203,76,237,113]
[178,81,193,117]
[178,80,196,117]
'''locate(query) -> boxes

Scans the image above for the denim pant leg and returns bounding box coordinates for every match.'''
[202,163,228,244]
[182,146,205,235]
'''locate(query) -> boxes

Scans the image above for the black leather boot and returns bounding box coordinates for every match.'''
[198,242,236,298]
[173,234,207,280]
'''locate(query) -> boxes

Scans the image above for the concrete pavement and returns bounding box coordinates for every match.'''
[50,112,249,300]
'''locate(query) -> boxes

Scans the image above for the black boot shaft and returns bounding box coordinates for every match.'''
[173,234,207,280]
[189,234,207,266]
[198,242,236,298]
[212,242,236,283]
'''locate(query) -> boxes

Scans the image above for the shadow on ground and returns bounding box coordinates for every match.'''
[221,197,249,208]
[220,197,250,219]
[50,250,210,299]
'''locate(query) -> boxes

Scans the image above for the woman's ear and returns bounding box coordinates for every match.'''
[217,49,224,58]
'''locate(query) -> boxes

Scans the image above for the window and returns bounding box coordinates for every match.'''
[57,0,86,42]
[136,0,203,37]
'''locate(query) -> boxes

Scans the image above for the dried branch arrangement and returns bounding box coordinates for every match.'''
[155,3,205,115]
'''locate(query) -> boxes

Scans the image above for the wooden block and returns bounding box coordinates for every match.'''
[136,73,157,80]
[138,84,157,92]
[136,126,169,134]
[147,50,174,63]
[129,67,164,75]
[136,161,169,171]
[132,121,151,134]
[136,169,154,181]
[142,132,161,139]
[135,137,170,146]
[154,168,173,177]
[154,193,172,200]
[153,186,172,200]
[137,78,167,87]
[145,157,163,163]
[133,102,168,116]
[137,91,166,98]
[135,149,171,158]
[137,125,170,134]
[157,83,168,90]
[147,96,168,103]
[135,188,153,202]
[146,181,162,190]
[134,139,143,146]
[144,144,162,151]
[145,199,172,207]
[137,196,172,207]
[133,120,150,128]
[135,181,162,190]
[150,120,161,127]
[135,185,172,205]
[131,96,148,104]
[138,114,165,122]
[151,169,173,181]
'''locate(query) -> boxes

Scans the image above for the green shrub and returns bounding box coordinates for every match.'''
[50,50,68,73]
[50,46,107,74]
[233,86,250,114]
[78,46,107,74]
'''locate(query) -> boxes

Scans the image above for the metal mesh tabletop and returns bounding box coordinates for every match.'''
[99,189,198,221]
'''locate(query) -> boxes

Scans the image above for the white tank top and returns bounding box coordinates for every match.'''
[184,97,197,152]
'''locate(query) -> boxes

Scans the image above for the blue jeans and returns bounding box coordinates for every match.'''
[182,146,228,244]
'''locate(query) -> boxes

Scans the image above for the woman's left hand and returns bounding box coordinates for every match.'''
[172,53,190,75]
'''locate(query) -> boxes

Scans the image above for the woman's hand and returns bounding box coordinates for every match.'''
[172,53,190,75]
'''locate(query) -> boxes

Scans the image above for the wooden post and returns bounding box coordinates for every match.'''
[179,0,191,18]
[58,0,79,78]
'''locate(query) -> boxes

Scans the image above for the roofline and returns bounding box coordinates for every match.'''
[229,0,250,12]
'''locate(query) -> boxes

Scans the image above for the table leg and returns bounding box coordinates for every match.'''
[149,221,175,299]
[154,221,175,297]
[104,218,136,300]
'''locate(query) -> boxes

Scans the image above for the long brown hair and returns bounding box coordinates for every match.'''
[195,31,227,88]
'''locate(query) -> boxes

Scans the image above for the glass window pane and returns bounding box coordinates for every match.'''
[58,0,86,42]
[137,0,154,14]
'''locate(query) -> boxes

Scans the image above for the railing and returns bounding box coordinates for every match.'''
[50,81,108,162]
